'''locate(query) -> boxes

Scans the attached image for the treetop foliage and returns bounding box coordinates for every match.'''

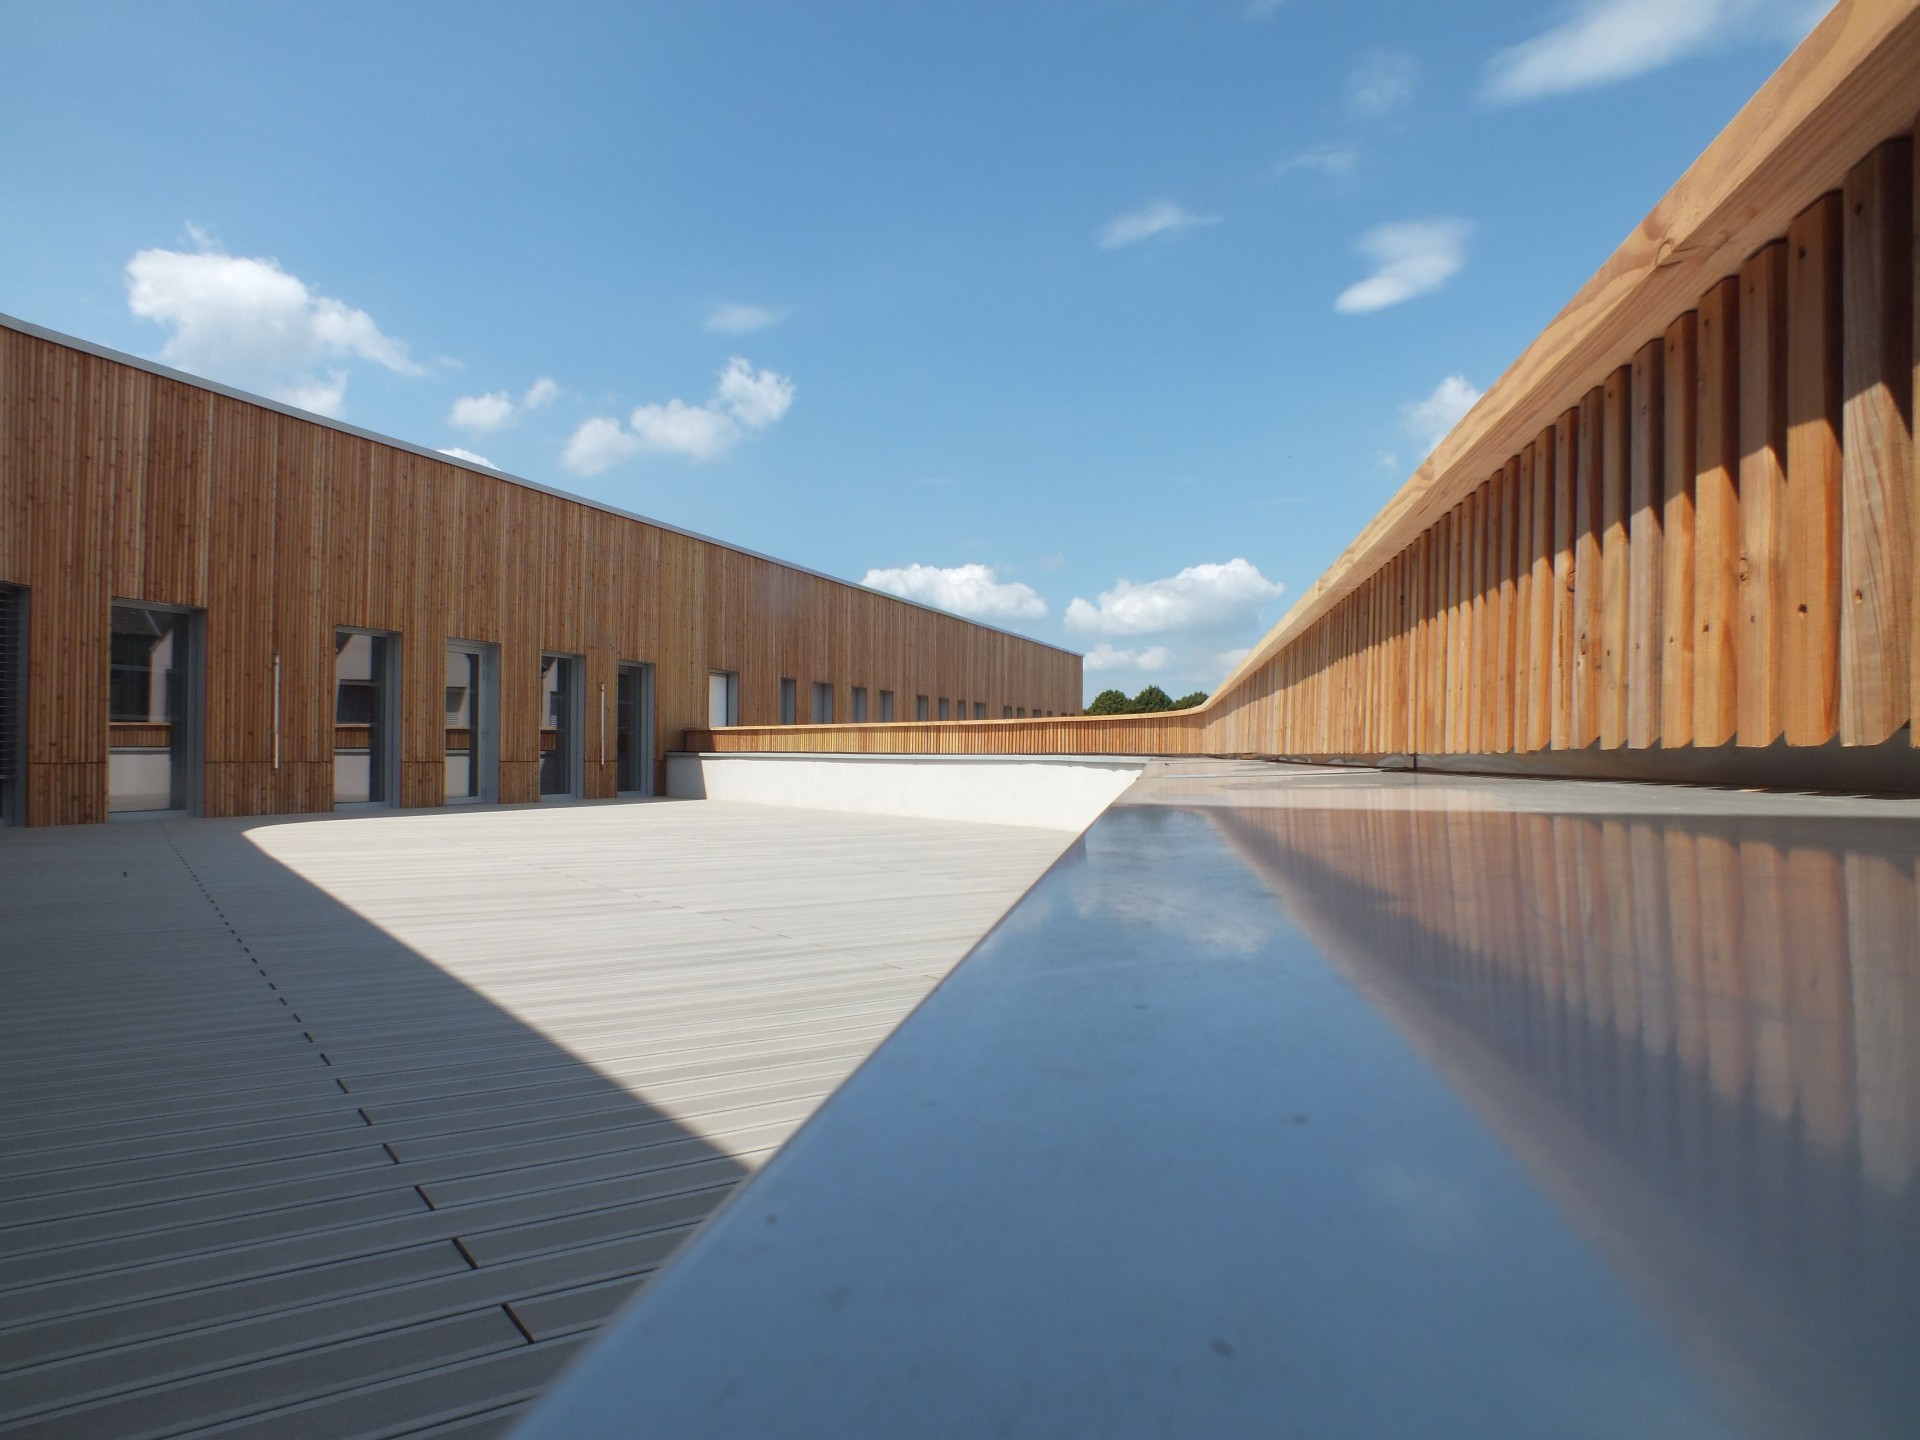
[1084,685,1208,716]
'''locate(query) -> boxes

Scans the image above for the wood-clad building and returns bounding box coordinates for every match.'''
[0,315,1080,827]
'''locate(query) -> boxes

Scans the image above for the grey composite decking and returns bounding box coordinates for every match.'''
[0,799,1075,1439]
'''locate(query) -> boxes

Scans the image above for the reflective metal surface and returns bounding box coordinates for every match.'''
[516,764,1920,1438]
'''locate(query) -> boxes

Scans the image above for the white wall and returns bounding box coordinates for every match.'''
[666,752,1145,832]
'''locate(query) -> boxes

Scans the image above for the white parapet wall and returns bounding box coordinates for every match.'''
[665,752,1148,833]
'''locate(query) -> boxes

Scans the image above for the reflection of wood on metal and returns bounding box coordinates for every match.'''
[331,725,374,749]
[108,723,170,749]
[442,728,473,750]
[540,729,560,753]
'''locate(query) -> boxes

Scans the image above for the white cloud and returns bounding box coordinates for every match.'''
[626,398,739,461]
[561,356,796,473]
[860,563,1048,622]
[1264,143,1360,183]
[1098,201,1221,250]
[437,446,498,469]
[1216,647,1254,671]
[1483,0,1832,104]
[1334,218,1470,314]
[1084,643,1174,674]
[1347,50,1418,119]
[449,376,560,432]
[126,241,422,417]
[1404,374,1484,457]
[704,302,789,335]
[561,416,643,476]
[714,355,795,428]
[1066,557,1283,637]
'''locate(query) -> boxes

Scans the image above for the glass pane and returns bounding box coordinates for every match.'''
[852,687,867,723]
[541,655,574,796]
[108,604,189,812]
[445,648,480,800]
[334,632,386,804]
[617,666,648,793]
[708,671,733,728]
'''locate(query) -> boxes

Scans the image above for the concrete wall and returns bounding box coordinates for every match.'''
[666,752,1145,833]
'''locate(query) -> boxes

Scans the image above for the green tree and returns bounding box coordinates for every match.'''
[1131,685,1175,712]
[1172,690,1208,709]
[1084,688,1132,715]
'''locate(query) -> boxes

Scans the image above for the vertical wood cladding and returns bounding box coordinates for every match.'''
[0,324,1079,825]
[710,122,1920,767]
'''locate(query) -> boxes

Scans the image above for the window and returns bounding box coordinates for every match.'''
[446,640,497,803]
[811,681,834,724]
[851,686,868,722]
[916,694,929,721]
[780,677,797,725]
[540,653,581,797]
[707,670,738,727]
[879,690,895,721]
[973,701,986,720]
[1017,707,1026,718]
[1003,705,1012,719]
[0,584,20,826]
[937,698,950,720]
[334,629,395,805]
[108,602,199,814]
[617,663,653,794]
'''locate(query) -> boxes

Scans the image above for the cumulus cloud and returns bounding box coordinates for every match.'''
[1098,201,1221,250]
[1065,558,1282,637]
[1334,218,1470,314]
[561,417,643,475]
[704,302,789,335]
[437,446,498,469]
[860,563,1048,622]
[1348,51,1418,119]
[1084,643,1174,674]
[1483,0,1832,104]
[561,356,795,474]
[125,240,422,417]
[1067,560,1285,703]
[1404,374,1484,457]
[1264,143,1360,183]
[449,376,559,432]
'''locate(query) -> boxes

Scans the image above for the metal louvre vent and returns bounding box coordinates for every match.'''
[0,585,19,784]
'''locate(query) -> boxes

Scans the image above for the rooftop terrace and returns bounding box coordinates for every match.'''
[0,799,1072,1438]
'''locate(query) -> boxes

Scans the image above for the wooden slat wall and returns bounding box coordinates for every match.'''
[1193,127,1915,763]
[729,115,1920,768]
[0,327,1080,825]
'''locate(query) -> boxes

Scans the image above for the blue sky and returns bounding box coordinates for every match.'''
[1,1,1829,701]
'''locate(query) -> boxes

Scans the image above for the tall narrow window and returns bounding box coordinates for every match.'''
[1003,705,1013,718]
[617,663,653,795]
[333,630,393,805]
[1017,707,1027,718]
[0,585,22,826]
[811,682,834,724]
[108,602,197,813]
[878,690,895,721]
[540,654,580,797]
[937,698,950,720]
[708,670,739,727]
[973,701,986,720]
[851,686,868,722]
[780,677,797,725]
[916,695,929,721]
[445,641,497,803]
